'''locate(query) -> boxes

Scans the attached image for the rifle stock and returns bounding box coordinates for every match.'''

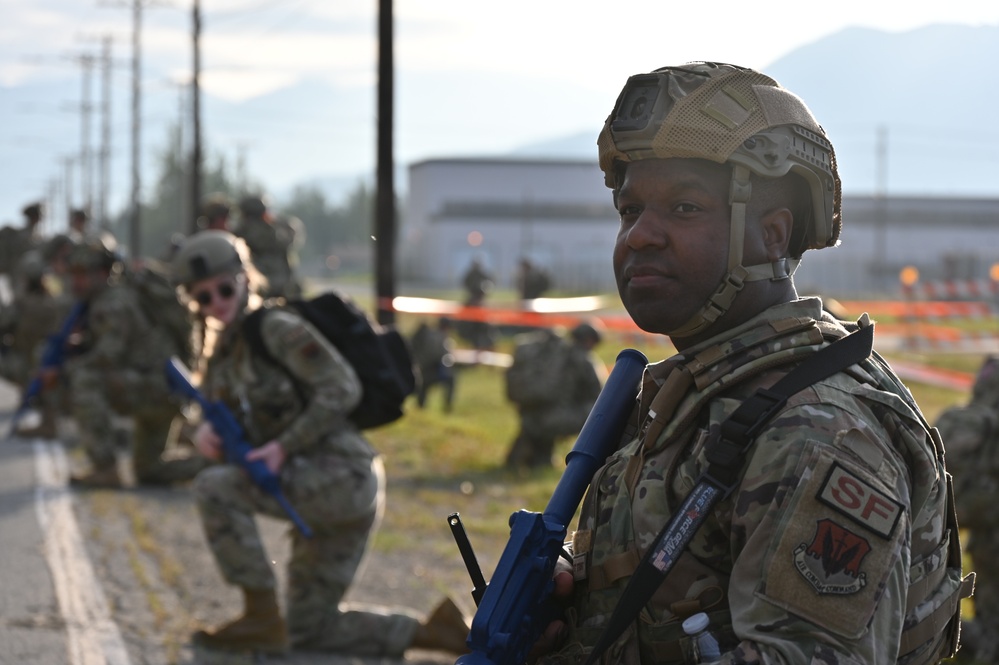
[8,301,88,438]
[454,348,648,665]
[164,356,313,538]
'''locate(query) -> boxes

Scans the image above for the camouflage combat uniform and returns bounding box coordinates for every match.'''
[505,335,607,468]
[67,279,200,483]
[0,283,63,390]
[543,298,966,665]
[193,307,420,655]
[234,216,302,299]
[410,319,456,411]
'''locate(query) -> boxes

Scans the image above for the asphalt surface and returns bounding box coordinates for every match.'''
[0,380,469,665]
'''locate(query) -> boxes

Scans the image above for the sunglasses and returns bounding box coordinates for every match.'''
[192,280,237,307]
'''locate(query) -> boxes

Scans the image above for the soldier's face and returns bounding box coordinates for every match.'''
[190,273,245,326]
[612,158,732,335]
[70,268,104,299]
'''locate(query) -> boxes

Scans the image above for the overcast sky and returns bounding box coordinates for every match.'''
[2,0,999,226]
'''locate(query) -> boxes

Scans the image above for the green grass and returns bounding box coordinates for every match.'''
[365,321,982,549]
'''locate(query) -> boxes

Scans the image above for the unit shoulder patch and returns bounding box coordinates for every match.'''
[816,462,903,540]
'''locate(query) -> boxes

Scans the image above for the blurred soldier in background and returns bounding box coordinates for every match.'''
[504,321,607,468]
[410,316,457,412]
[0,202,46,298]
[461,256,493,307]
[197,193,232,232]
[0,251,65,438]
[516,256,553,301]
[935,355,999,662]
[232,194,303,299]
[458,256,496,350]
[67,208,89,242]
[63,239,206,488]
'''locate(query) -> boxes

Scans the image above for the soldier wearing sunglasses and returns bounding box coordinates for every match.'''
[171,230,469,657]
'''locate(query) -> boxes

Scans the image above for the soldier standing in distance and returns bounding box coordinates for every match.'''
[232,194,303,299]
[530,62,969,665]
[516,256,553,302]
[171,231,469,656]
[410,316,458,412]
[0,202,46,298]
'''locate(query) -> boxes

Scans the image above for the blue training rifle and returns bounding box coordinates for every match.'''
[164,356,313,538]
[451,348,648,665]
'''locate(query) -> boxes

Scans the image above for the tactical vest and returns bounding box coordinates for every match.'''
[559,306,970,665]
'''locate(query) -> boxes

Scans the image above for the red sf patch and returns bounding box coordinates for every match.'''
[794,518,871,595]
[816,462,902,539]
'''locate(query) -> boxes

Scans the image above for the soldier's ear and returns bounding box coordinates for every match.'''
[760,208,793,261]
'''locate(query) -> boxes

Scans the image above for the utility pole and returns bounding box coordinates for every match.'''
[189,0,203,234]
[875,124,888,292]
[78,53,96,216]
[99,37,112,231]
[64,157,75,217]
[129,0,142,259]
[374,0,395,325]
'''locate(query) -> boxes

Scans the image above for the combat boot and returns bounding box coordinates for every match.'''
[69,466,123,489]
[192,588,288,654]
[411,596,470,654]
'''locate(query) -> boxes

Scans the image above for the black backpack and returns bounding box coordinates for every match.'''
[243,291,416,429]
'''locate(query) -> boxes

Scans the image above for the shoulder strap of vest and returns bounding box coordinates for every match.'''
[584,324,874,665]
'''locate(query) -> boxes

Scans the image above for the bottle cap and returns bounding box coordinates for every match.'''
[682,612,710,635]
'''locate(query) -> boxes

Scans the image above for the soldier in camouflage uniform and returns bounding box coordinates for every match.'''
[0,252,65,437]
[410,316,457,412]
[172,231,469,656]
[531,62,970,665]
[64,240,206,488]
[504,322,607,468]
[934,356,999,662]
[232,195,303,299]
[0,202,45,298]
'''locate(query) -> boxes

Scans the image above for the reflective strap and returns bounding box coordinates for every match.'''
[587,548,642,591]
[897,573,975,658]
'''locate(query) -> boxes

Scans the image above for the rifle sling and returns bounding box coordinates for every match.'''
[583,324,874,665]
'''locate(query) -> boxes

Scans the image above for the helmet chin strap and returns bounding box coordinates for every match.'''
[666,165,799,339]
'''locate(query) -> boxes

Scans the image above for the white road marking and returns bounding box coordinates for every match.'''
[33,440,132,665]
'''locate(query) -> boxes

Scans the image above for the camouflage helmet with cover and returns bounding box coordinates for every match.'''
[598,61,841,336]
[171,230,245,287]
[238,194,268,218]
[67,236,121,273]
[971,355,999,408]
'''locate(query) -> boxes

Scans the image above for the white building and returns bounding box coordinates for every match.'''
[400,158,999,298]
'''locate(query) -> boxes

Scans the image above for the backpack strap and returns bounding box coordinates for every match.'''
[584,324,874,665]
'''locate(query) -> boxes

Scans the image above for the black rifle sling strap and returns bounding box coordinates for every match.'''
[584,323,874,665]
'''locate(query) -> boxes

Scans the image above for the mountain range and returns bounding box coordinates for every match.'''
[2,22,997,225]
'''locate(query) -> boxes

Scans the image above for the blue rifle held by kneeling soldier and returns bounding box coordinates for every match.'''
[8,300,88,438]
[449,348,648,665]
[164,356,313,538]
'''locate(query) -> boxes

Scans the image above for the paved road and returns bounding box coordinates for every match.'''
[0,380,466,665]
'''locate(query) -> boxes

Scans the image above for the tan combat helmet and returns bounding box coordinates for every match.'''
[598,61,841,337]
[172,230,245,287]
[66,236,121,273]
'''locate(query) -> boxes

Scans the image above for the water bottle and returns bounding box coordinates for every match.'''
[682,612,722,663]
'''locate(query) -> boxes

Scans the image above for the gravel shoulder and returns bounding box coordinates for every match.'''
[69,445,486,665]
